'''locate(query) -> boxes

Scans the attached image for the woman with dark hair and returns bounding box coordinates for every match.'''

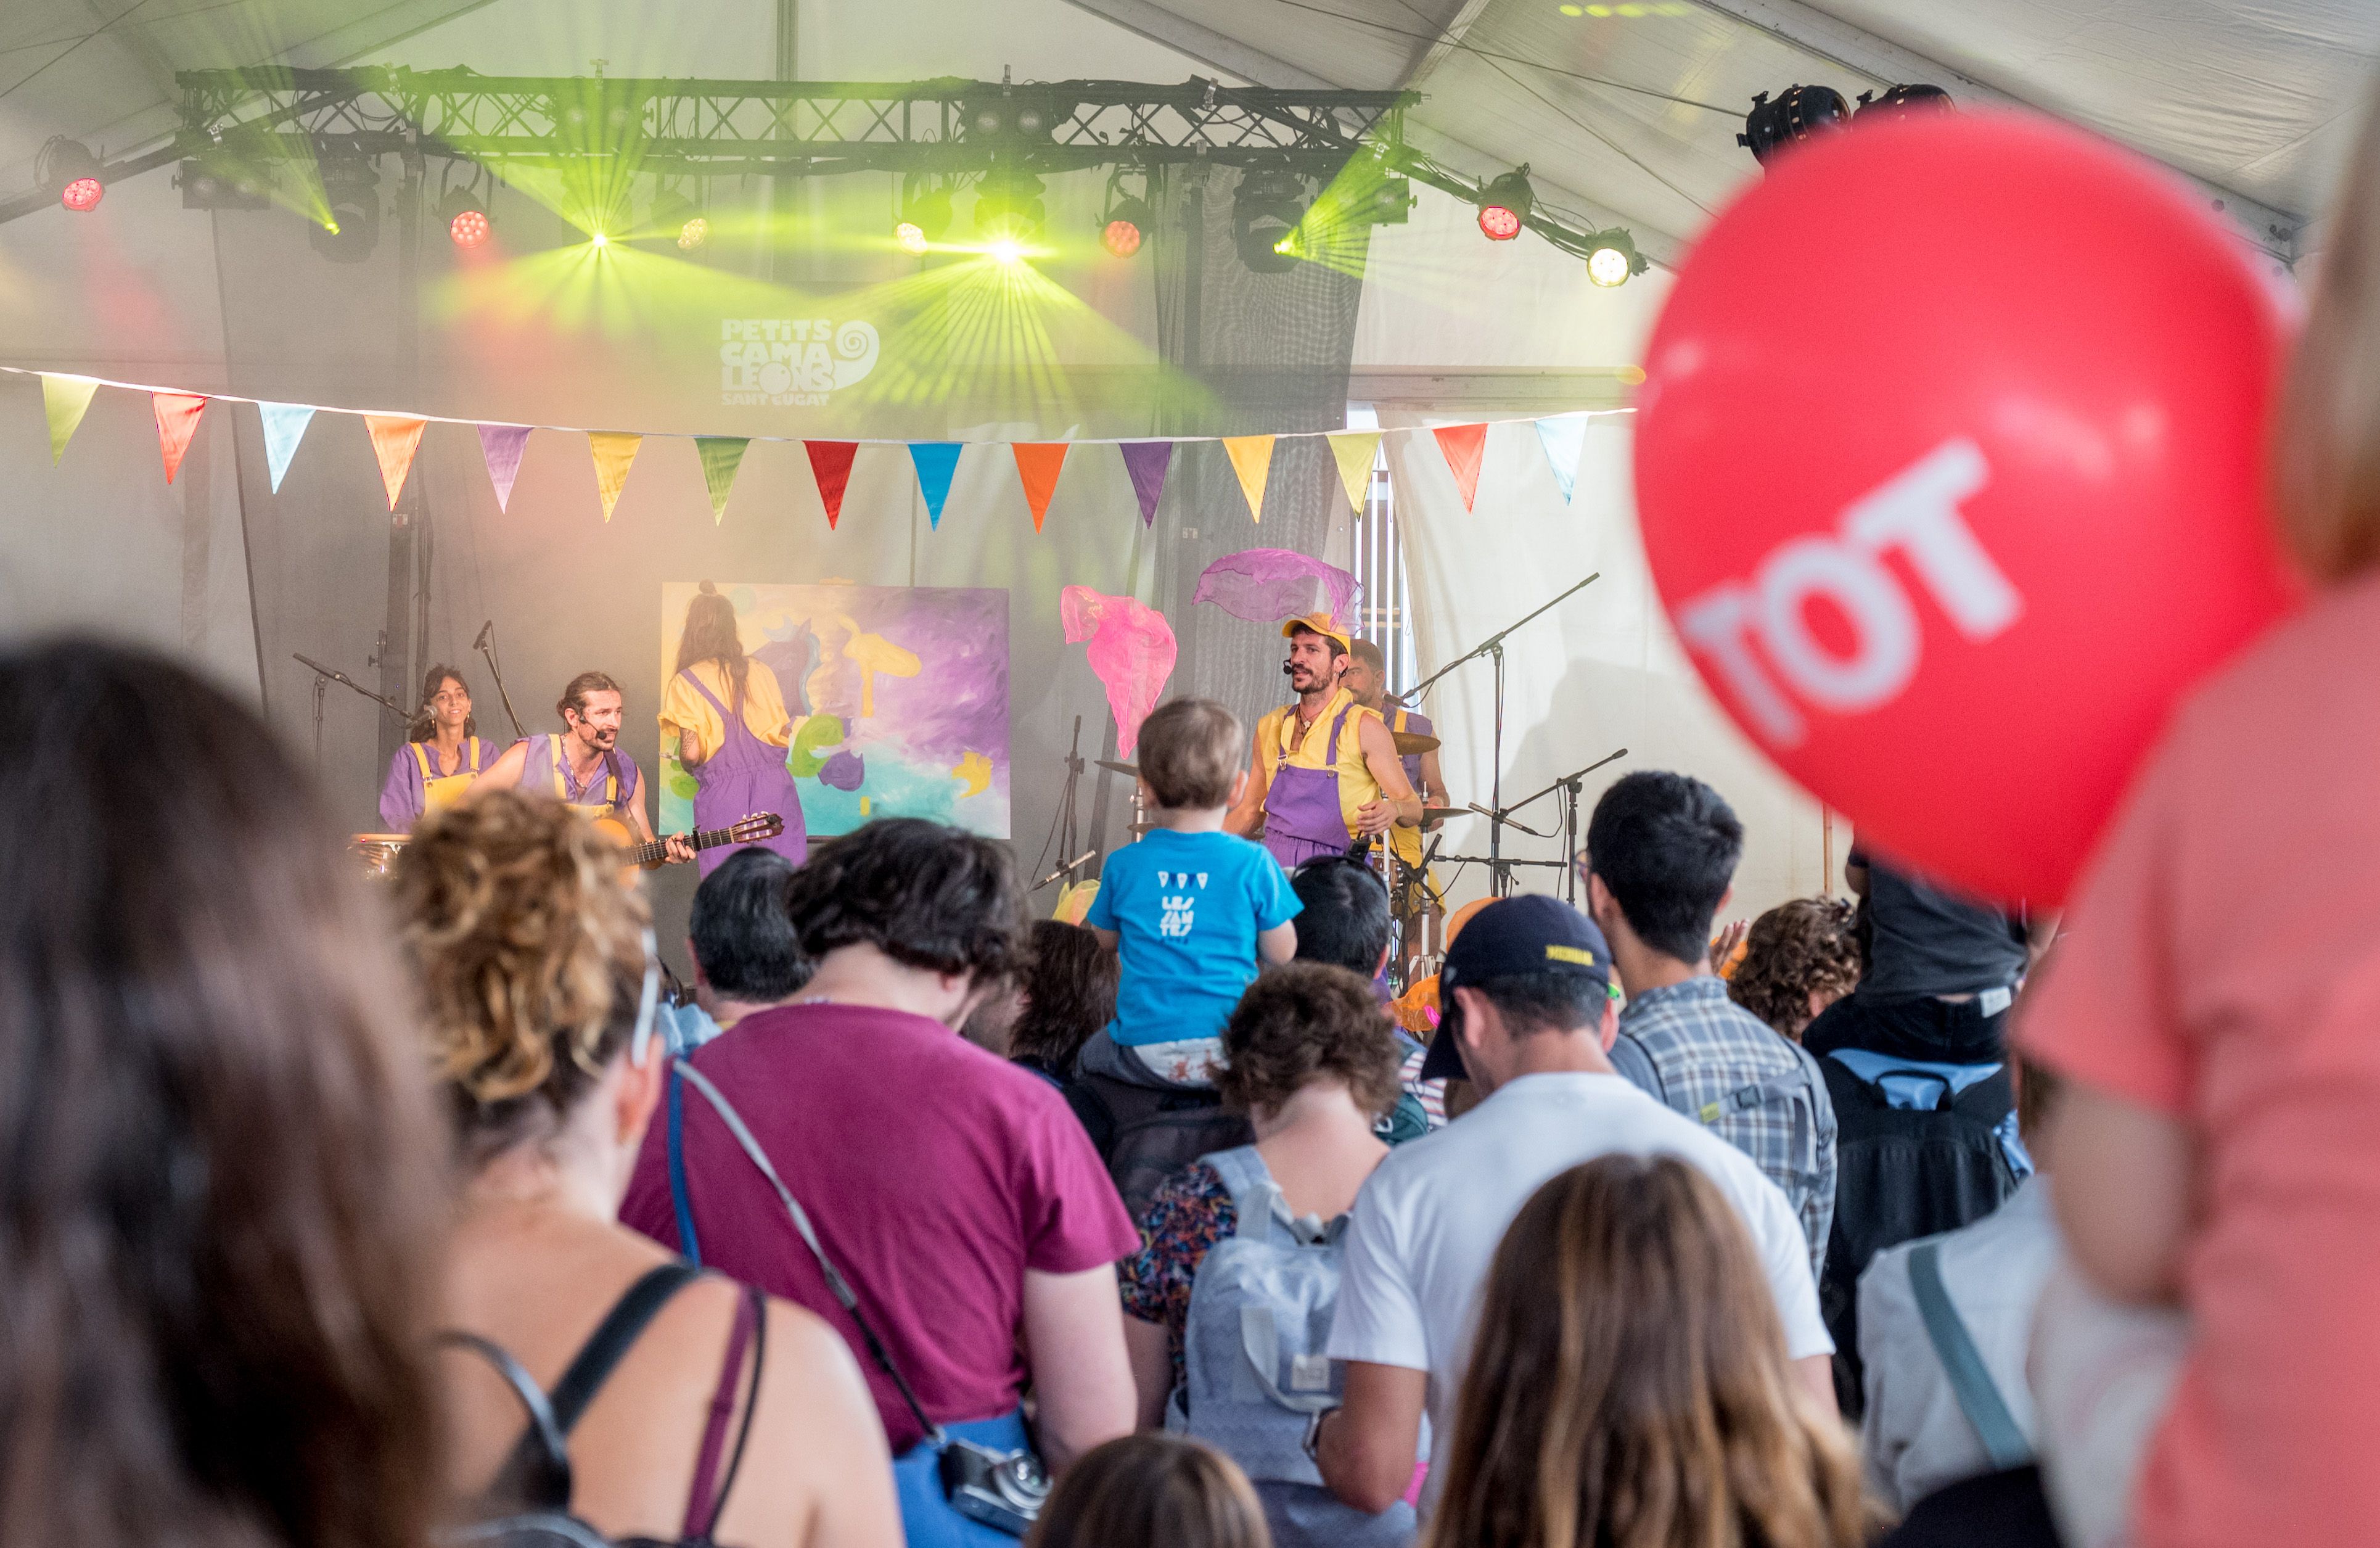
[400,790,900,1548]
[379,661,501,831]
[0,639,445,1548]
[1027,1435,1271,1548]
[1120,963,1414,1548]
[1427,1154,1873,1548]
[1011,920,1121,1084]
[621,818,1139,1545]
[660,581,806,873]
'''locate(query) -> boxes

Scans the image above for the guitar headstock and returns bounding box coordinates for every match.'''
[728,812,786,844]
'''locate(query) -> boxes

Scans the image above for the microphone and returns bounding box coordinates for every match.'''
[1345,833,1374,862]
[473,620,493,652]
[1281,659,1294,676]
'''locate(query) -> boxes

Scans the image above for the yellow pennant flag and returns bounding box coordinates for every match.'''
[588,432,642,522]
[43,374,100,465]
[1222,434,1274,523]
[1327,430,1382,514]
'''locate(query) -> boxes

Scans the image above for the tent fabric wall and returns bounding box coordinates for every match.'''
[1384,409,1840,925]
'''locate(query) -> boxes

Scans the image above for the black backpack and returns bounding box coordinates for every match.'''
[1070,1070,1255,1223]
[1818,1052,2017,1419]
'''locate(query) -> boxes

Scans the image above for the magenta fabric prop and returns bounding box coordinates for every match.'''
[1061,586,1178,757]
[1191,548,1359,631]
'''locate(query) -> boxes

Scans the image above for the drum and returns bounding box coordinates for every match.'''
[350,833,409,877]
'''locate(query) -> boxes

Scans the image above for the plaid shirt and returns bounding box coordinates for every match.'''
[1612,976,1837,1276]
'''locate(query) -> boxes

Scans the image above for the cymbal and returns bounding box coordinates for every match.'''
[1418,807,1465,823]
[1096,759,1140,778]
[1391,729,1441,754]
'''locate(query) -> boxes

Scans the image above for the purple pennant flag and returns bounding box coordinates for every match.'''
[1118,440,1172,528]
[477,423,531,513]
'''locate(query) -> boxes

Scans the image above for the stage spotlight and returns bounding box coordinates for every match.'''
[1099,170,1153,258]
[1738,84,1850,165]
[39,138,105,212]
[1856,83,1953,123]
[178,159,271,210]
[438,188,491,248]
[901,174,954,244]
[989,237,1025,265]
[1477,165,1533,241]
[647,191,705,250]
[974,171,1047,244]
[895,220,929,255]
[679,216,709,250]
[310,160,381,263]
[1104,218,1143,258]
[1233,167,1306,274]
[1584,228,1647,287]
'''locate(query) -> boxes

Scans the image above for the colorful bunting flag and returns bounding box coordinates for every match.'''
[806,440,859,530]
[43,374,99,466]
[257,403,316,493]
[1433,422,1488,513]
[152,393,207,485]
[477,424,531,513]
[363,416,429,509]
[1534,414,1586,504]
[1221,434,1274,524]
[908,441,962,529]
[695,437,749,524]
[1012,442,1069,533]
[588,432,642,522]
[1118,440,1172,528]
[1327,430,1382,514]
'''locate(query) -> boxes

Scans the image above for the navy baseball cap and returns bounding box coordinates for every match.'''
[1419,894,1612,1082]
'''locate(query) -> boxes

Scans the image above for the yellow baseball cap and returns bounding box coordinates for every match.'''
[1280,613,1351,654]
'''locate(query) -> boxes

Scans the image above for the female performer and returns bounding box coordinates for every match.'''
[660,583,806,875]
[377,664,499,832]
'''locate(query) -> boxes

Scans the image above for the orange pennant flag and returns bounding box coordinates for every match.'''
[1433,422,1489,513]
[588,432,642,522]
[152,393,207,484]
[1222,434,1274,523]
[363,415,429,509]
[1012,442,1070,533]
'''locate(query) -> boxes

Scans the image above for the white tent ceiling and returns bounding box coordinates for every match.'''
[2,0,2373,262]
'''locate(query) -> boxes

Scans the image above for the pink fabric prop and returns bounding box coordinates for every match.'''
[1192,548,1359,631]
[1061,587,1178,758]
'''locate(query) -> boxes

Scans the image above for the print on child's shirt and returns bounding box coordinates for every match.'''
[1157,870,1212,941]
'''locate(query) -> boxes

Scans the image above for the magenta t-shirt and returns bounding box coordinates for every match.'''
[621,1002,1138,1452]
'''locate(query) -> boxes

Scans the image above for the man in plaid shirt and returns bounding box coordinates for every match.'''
[1581,771,1837,1274]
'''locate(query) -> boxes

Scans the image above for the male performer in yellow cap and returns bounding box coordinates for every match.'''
[1226,614,1422,868]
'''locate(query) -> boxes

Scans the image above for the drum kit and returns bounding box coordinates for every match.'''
[350,833,409,876]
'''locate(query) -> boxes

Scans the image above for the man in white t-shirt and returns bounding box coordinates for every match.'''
[1310,894,1837,1518]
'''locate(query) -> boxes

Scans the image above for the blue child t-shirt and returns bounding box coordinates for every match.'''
[1086,829,1301,1048]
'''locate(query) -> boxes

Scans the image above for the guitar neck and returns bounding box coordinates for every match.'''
[625,823,747,867]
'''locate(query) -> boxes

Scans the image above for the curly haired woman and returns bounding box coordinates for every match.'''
[1729,896,1863,1042]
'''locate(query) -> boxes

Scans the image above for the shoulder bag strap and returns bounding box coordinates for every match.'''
[1908,1241,2030,1469]
[668,1064,702,1264]
[670,1058,947,1448]
[438,1331,575,1512]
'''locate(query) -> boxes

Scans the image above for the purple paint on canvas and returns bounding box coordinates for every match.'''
[1118,441,1172,528]
[819,751,866,790]
[1192,548,1360,630]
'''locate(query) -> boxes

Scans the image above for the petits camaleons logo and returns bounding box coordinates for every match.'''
[719,318,881,406]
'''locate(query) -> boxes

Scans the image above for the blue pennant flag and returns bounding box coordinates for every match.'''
[258,402,318,493]
[908,442,962,528]
[1534,414,1587,505]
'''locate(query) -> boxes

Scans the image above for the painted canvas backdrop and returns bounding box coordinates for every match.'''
[658,581,1011,840]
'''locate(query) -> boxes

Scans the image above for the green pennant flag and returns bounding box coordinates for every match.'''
[696,437,749,524]
[43,375,100,465]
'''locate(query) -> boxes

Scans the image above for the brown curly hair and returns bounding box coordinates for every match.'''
[393,789,651,1163]
[1728,896,1861,1042]
[1215,963,1404,1118]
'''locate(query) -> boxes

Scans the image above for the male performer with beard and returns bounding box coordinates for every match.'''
[1226,615,1422,868]
[472,670,693,862]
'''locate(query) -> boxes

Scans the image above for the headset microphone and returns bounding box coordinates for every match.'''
[1281,659,1294,676]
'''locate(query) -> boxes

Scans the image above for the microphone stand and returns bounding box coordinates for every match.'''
[1392,572,1599,896]
[1497,748,1628,904]
[474,621,526,741]
[292,653,407,775]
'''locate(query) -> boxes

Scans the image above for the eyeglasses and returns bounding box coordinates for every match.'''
[629,927,663,1066]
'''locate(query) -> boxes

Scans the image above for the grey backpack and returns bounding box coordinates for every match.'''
[1166,1147,1415,1548]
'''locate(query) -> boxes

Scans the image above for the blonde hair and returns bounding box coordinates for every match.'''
[1426,1154,1876,1548]
[1136,697,1244,810]
[393,789,650,1163]
[2274,80,2380,580]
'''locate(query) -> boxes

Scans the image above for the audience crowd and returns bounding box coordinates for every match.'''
[30,117,2380,1542]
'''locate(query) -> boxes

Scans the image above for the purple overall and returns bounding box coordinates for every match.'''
[1262,701,1359,870]
[1392,707,1434,793]
[679,670,807,878]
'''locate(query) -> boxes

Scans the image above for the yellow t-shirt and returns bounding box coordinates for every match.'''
[659,659,795,765]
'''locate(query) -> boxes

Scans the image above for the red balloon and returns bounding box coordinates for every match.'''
[1635,109,2298,905]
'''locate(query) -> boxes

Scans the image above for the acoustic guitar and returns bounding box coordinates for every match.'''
[591,811,785,870]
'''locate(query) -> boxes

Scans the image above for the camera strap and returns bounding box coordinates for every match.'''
[670,1058,948,1449]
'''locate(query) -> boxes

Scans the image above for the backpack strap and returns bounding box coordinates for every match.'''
[439,1331,575,1512]
[1908,1241,2030,1470]
[681,1285,767,1543]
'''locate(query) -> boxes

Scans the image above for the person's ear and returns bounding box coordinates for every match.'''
[1717,884,1734,915]
[1228,767,1249,808]
[1373,940,1394,979]
[1598,994,1619,1053]
[616,1050,665,1148]
[1453,987,1490,1052]
[1586,872,1616,927]
[686,938,708,992]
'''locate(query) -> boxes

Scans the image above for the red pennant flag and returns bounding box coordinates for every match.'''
[805,441,858,530]
[152,393,207,484]
[1433,422,1488,512]
[1012,442,1070,533]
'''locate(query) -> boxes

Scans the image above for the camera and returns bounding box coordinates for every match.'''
[940,1437,1049,1537]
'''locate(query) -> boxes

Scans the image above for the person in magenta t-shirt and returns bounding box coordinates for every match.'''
[2016,89,2380,1548]
[621,818,1139,1501]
